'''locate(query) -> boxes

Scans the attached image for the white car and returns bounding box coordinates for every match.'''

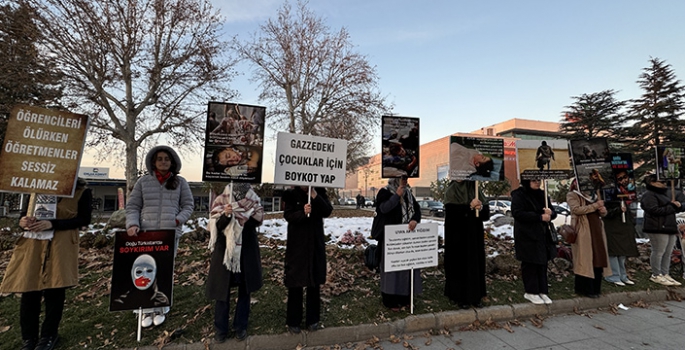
[551,204,571,228]
[488,200,512,216]
[341,198,356,205]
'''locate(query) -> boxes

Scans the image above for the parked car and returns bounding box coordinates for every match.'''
[488,200,512,216]
[630,201,645,238]
[365,199,374,207]
[417,200,444,217]
[341,198,356,206]
[551,204,570,228]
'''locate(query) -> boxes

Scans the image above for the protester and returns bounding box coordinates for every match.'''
[567,178,611,298]
[0,179,92,350]
[511,179,557,304]
[443,180,489,308]
[375,176,422,310]
[206,183,264,342]
[641,174,685,286]
[283,186,333,334]
[602,200,639,286]
[126,145,194,327]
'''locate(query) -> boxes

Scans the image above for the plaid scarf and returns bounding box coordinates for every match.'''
[208,183,264,272]
[386,178,416,224]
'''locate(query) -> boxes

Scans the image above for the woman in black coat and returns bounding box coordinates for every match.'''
[283,186,333,333]
[206,184,264,342]
[511,179,556,305]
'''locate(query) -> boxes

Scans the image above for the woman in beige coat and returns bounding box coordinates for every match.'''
[567,179,611,298]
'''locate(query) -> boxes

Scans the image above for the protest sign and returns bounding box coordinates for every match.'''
[0,105,89,196]
[449,136,504,181]
[273,132,348,188]
[569,138,613,200]
[202,102,265,183]
[381,116,420,178]
[605,153,637,202]
[656,146,685,180]
[110,230,176,312]
[516,139,574,180]
[383,223,439,273]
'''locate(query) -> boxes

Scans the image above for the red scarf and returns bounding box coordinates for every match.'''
[155,170,171,184]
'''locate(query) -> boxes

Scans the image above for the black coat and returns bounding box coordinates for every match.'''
[603,201,639,257]
[511,187,557,265]
[283,187,333,288]
[641,184,685,234]
[205,216,263,301]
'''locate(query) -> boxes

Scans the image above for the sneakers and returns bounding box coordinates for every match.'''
[622,279,635,285]
[141,313,154,328]
[153,312,166,326]
[539,294,553,304]
[611,281,626,286]
[524,293,545,305]
[664,275,682,286]
[650,274,675,286]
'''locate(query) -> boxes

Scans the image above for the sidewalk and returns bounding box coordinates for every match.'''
[132,288,684,350]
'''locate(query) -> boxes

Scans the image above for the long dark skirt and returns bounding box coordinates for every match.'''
[444,209,487,305]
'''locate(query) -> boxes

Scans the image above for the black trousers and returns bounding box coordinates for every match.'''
[521,262,549,294]
[575,267,603,296]
[214,281,250,335]
[20,288,66,340]
[381,292,411,308]
[286,286,320,327]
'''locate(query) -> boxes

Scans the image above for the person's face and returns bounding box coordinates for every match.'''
[400,177,408,187]
[154,151,171,174]
[131,255,156,291]
[617,172,629,186]
[473,154,490,167]
[218,148,241,166]
[530,180,541,190]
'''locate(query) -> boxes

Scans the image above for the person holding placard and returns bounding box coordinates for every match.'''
[511,179,556,304]
[375,176,423,310]
[602,199,639,286]
[0,179,92,350]
[125,145,194,327]
[567,178,611,298]
[282,186,333,334]
[442,180,489,308]
[206,183,264,342]
[641,174,685,286]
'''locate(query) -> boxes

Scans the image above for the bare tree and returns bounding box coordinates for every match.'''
[233,1,389,170]
[26,0,237,194]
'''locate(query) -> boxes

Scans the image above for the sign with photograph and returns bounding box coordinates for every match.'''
[0,105,89,197]
[516,139,574,180]
[449,136,505,181]
[110,230,176,312]
[273,132,348,188]
[202,102,265,183]
[381,116,420,178]
[656,146,685,180]
[569,138,613,200]
[605,153,637,202]
[383,223,439,273]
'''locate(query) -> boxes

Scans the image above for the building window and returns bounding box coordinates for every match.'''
[103,195,117,212]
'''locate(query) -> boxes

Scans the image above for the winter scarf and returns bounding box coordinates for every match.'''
[208,183,264,272]
[386,178,416,224]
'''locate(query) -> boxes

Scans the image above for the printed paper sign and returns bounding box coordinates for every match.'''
[606,153,637,202]
[110,230,176,311]
[381,116,420,178]
[449,136,505,181]
[656,146,685,180]
[569,138,613,200]
[383,223,438,273]
[516,139,574,180]
[273,132,348,188]
[0,105,89,196]
[202,102,266,183]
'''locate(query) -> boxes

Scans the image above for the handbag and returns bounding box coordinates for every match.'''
[364,244,380,271]
[558,224,577,244]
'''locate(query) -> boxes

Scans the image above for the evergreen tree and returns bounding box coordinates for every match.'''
[624,58,685,176]
[560,90,625,141]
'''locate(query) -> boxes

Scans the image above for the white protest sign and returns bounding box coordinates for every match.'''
[274,132,348,188]
[383,223,439,273]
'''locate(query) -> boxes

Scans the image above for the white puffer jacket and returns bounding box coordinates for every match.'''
[126,145,194,238]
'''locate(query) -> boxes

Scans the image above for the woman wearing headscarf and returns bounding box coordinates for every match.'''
[0,179,92,350]
[206,183,264,342]
[511,179,556,304]
[567,178,611,298]
[125,145,194,327]
[641,174,685,286]
[602,198,639,286]
[375,176,422,310]
[282,186,333,334]
[443,180,489,308]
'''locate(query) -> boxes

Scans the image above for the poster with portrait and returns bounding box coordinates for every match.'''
[516,139,574,180]
[202,102,265,183]
[381,116,420,178]
[449,136,505,181]
[604,153,637,202]
[273,132,348,188]
[0,105,89,197]
[569,138,613,200]
[656,146,685,181]
[109,230,176,312]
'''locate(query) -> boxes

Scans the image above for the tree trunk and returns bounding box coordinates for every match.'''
[125,142,139,201]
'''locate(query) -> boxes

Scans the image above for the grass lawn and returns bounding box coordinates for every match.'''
[0,212,675,349]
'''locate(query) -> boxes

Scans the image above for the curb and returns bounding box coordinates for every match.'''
[128,288,681,350]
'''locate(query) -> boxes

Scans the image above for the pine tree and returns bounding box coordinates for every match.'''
[624,58,685,176]
[560,90,625,141]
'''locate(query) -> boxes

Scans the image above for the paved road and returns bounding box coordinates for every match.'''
[367,300,685,350]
